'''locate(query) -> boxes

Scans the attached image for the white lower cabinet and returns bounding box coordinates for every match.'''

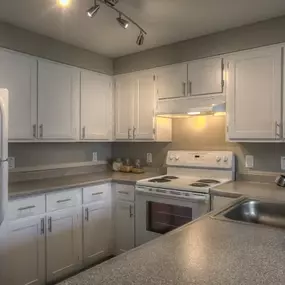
[46,207,82,283]
[83,204,112,265]
[115,200,135,254]
[7,216,46,285]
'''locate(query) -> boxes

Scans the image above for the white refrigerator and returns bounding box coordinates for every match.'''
[0,89,9,283]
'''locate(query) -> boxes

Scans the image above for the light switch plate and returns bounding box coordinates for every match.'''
[92,152,98,162]
[281,157,285,170]
[146,153,152,164]
[245,155,254,169]
[8,157,15,169]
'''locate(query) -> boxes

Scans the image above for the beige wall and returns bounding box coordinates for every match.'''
[112,117,285,174]
[0,21,113,75]
[114,15,285,74]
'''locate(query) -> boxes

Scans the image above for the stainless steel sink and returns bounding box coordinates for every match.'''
[214,198,285,229]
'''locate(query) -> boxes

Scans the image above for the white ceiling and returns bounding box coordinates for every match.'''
[1,0,285,58]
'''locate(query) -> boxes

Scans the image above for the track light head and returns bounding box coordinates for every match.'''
[87,1,100,18]
[136,31,144,46]
[116,14,129,29]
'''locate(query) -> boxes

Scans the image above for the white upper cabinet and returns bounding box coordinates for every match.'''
[38,60,79,140]
[114,74,135,140]
[133,72,155,140]
[226,46,282,140]
[80,71,113,141]
[156,64,188,99]
[0,49,37,140]
[187,57,224,96]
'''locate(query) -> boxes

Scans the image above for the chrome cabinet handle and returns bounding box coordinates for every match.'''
[85,208,89,221]
[40,218,45,235]
[48,217,52,232]
[92,192,103,196]
[182,82,186,95]
[56,198,71,203]
[128,128,132,140]
[33,124,37,138]
[133,127,136,139]
[188,81,192,95]
[39,124,43,138]
[18,205,36,211]
[275,121,281,138]
[82,126,86,139]
[129,205,133,218]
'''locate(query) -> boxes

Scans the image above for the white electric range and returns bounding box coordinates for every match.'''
[135,151,235,246]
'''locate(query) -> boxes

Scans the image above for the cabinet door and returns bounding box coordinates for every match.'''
[114,75,135,140]
[0,49,37,140]
[115,201,134,254]
[156,64,187,99]
[81,71,113,140]
[133,72,155,140]
[38,60,79,140]
[227,46,282,140]
[83,204,111,265]
[7,217,45,285]
[187,57,223,95]
[46,208,81,283]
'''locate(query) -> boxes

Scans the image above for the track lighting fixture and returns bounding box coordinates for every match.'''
[84,0,147,45]
[87,0,100,18]
[116,14,129,29]
[136,31,144,46]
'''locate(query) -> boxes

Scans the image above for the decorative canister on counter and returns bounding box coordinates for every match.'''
[112,158,123,172]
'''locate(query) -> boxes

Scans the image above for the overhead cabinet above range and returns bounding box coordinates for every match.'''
[156,57,224,100]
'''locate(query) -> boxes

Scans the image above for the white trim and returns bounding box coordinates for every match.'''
[9,160,108,173]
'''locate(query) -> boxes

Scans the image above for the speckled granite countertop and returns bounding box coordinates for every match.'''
[9,172,157,199]
[212,180,285,200]
[58,214,285,285]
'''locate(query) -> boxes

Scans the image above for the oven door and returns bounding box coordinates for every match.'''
[135,190,209,246]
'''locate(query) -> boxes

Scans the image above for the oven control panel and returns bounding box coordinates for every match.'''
[166,151,234,169]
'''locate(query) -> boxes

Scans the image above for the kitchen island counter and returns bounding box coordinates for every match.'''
[58,213,285,285]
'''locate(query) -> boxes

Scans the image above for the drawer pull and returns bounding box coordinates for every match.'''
[56,198,72,203]
[18,205,36,211]
[92,192,103,196]
[118,191,129,195]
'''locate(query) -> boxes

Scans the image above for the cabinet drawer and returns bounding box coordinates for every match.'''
[83,183,110,205]
[115,184,135,201]
[46,188,82,212]
[8,195,46,221]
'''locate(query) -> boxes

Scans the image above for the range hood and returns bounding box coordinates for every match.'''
[156,94,226,117]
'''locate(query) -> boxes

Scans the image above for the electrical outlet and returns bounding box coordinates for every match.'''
[146,153,152,164]
[281,157,285,170]
[8,157,15,169]
[245,155,254,169]
[92,152,98,162]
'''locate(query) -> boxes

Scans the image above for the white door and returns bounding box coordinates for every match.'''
[38,60,79,140]
[81,71,113,140]
[46,208,81,283]
[7,217,45,285]
[187,57,224,95]
[114,75,135,140]
[156,63,188,99]
[115,200,134,254]
[0,49,37,140]
[133,72,155,140]
[83,204,111,265]
[227,46,282,140]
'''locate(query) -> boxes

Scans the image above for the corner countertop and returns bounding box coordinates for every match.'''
[58,214,285,285]
[9,171,158,199]
[211,180,285,200]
